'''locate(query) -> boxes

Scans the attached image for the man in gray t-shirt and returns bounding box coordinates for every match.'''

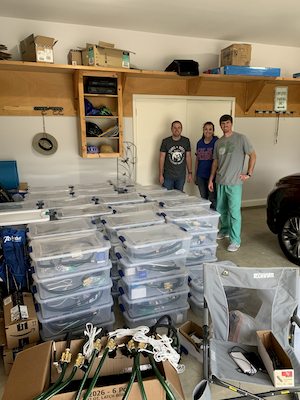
[208,114,256,252]
[159,121,192,191]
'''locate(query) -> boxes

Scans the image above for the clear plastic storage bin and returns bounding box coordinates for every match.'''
[73,187,116,197]
[119,297,189,328]
[115,246,187,282]
[37,298,113,340]
[55,204,113,220]
[188,228,218,248]
[118,271,189,300]
[138,185,167,192]
[118,224,192,263]
[159,196,211,210]
[27,185,70,194]
[162,207,220,230]
[32,261,112,299]
[35,280,113,319]
[40,311,115,342]
[102,211,165,244]
[0,200,40,211]
[119,287,189,318]
[29,231,111,278]
[141,190,189,202]
[26,217,97,239]
[186,244,218,266]
[96,193,144,205]
[112,202,160,214]
[43,196,94,210]
[24,192,72,201]
[70,182,111,191]
[188,293,204,317]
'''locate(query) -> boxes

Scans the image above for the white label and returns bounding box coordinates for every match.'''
[4,296,12,306]
[122,61,129,68]
[19,305,29,319]
[176,312,184,324]
[254,273,275,279]
[125,267,135,276]
[71,251,83,258]
[37,49,53,63]
[131,286,147,299]
[89,57,94,65]
[211,349,216,361]
[274,86,288,112]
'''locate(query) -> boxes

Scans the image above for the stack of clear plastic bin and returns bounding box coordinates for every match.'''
[101,210,166,301]
[116,223,192,328]
[160,207,220,267]
[28,224,114,341]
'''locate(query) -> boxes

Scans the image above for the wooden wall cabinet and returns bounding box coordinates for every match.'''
[76,70,123,158]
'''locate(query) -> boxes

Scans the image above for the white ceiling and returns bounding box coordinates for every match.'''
[1,0,300,48]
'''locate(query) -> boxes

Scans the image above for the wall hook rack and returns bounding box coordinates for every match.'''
[33,107,64,115]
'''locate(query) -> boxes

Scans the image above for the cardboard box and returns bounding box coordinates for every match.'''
[3,342,37,375]
[221,43,251,67]
[3,292,39,349]
[20,34,57,63]
[3,339,184,400]
[257,330,294,387]
[179,321,203,363]
[68,49,82,65]
[81,40,133,69]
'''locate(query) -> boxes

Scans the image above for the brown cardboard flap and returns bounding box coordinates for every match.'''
[163,360,185,400]
[98,40,115,48]
[35,36,56,47]
[85,42,135,54]
[2,341,52,400]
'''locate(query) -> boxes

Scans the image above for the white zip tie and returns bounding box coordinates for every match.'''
[83,323,102,361]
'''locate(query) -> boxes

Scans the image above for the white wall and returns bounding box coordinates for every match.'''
[1,16,300,199]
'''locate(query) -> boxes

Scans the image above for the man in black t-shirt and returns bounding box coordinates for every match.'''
[159,121,192,191]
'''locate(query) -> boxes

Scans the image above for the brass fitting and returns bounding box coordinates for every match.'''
[74,353,85,368]
[60,348,72,364]
[138,342,146,350]
[94,339,102,352]
[164,282,173,290]
[127,339,135,351]
[107,338,116,350]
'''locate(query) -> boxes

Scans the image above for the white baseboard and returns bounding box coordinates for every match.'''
[241,198,266,208]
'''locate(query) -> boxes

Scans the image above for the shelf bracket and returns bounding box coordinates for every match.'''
[244,80,267,114]
[187,77,204,96]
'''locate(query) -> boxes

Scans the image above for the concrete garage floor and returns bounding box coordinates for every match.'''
[0,206,298,400]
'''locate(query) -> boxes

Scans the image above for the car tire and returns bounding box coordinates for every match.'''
[278,211,300,266]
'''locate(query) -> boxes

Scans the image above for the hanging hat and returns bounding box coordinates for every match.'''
[32,133,58,156]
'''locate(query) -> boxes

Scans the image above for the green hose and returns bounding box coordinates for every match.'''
[135,352,147,400]
[32,362,68,400]
[75,348,98,400]
[42,366,77,400]
[83,347,109,400]
[122,356,137,400]
[148,354,176,400]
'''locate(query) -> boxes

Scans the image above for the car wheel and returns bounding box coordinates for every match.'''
[278,211,300,266]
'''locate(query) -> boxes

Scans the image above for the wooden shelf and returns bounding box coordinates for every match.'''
[1,60,300,120]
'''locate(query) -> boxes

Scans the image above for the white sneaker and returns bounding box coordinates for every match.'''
[227,242,240,252]
[217,233,229,240]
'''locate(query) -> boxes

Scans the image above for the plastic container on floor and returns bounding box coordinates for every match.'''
[118,271,189,300]
[24,191,72,201]
[29,231,111,278]
[102,210,165,244]
[186,243,218,266]
[26,217,97,239]
[119,286,189,318]
[96,193,144,205]
[40,310,115,342]
[162,207,220,230]
[119,297,189,328]
[43,196,94,210]
[141,190,189,202]
[0,200,40,211]
[188,228,219,248]
[70,182,112,191]
[27,185,70,194]
[112,202,160,214]
[115,245,187,282]
[55,203,113,219]
[32,261,112,298]
[35,280,113,319]
[37,298,113,340]
[118,224,192,263]
[159,196,211,210]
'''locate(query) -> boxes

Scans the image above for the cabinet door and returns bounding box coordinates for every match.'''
[77,70,123,158]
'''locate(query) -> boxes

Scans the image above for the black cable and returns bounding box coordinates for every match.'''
[41,291,103,314]
[125,241,183,260]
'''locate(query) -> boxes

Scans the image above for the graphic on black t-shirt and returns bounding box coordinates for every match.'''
[168,145,185,165]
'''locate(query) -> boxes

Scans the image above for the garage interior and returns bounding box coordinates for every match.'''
[0,1,300,399]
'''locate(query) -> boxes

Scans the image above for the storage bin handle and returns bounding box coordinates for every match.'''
[119,236,125,242]
[115,252,122,259]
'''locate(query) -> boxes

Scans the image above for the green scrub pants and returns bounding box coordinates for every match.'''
[216,184,243,245]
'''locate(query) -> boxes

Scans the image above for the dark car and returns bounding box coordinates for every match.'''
[267,173,300,265]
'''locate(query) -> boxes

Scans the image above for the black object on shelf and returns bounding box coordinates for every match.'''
[165,60,199,76]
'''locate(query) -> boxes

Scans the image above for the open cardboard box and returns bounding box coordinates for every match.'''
[179,321,203,363]
[81,40,134,69]
[20,34,57,63]
[3,292,39,349]
[257,330,294,387]
[3,338,185,400]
